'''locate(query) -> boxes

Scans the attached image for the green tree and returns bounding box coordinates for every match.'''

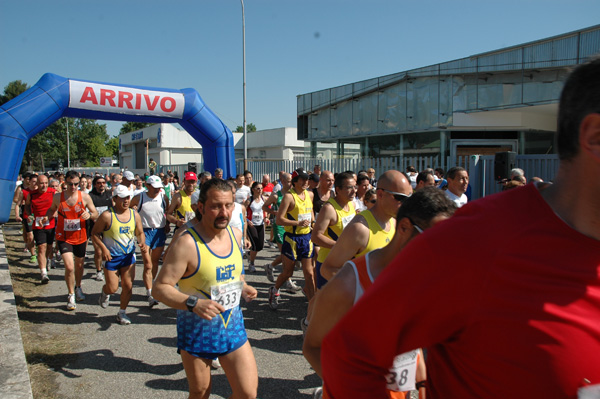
[120,122,154,135]
[235,123,256,133]
[0,80,29,105]
[106,136,119,158]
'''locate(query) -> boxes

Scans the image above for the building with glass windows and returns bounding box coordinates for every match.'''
[297,25,600,164]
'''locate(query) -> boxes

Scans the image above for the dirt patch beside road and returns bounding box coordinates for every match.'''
[3,222,83,399]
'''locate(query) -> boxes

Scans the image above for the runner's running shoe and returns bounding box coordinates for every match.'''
[66,294,76,311]
[116,312,131,325]
[283,279,302,293]
[265,264,275,282]
[148,295,159,308]
[99,291,110,309]
[75,286,86,301]
[268,286,280,310]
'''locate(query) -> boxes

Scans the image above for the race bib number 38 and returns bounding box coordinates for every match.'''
[211,281,243,311]
[385,349,419,392]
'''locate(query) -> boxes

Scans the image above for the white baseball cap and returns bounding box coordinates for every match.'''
[123,171,135,181]
[113,185,131,198]
[147,175,163,188]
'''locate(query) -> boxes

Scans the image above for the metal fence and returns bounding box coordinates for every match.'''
[160,154,559,199]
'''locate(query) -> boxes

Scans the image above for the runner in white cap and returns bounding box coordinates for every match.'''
[130,175,170,308]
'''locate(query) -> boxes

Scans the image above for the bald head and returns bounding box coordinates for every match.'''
[376,170,412,195]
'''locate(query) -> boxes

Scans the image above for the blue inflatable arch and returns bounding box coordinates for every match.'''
[0,73,236,223]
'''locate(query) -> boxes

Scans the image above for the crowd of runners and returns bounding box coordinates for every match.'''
[10,57,600,399]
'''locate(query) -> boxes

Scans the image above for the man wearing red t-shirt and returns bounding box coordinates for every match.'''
[322,58,600,398]
[25,174,57,283]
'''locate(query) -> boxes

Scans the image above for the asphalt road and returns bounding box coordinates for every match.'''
[14,232,320,399]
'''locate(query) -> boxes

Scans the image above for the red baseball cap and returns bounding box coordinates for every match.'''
[184,172,198,181]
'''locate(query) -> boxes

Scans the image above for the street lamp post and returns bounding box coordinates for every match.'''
[241,0,248,171]
[66,118,70,169]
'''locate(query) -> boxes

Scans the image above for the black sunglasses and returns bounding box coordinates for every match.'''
[378,188,411,202]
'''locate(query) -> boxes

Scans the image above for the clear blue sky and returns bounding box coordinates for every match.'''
[2,0,599,137]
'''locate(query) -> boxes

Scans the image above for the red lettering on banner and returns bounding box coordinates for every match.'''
[144,94,159,111]
[79,87,98,105]
[100,89,116,107]
[118,91,134,109]
[160,97,176,112]
[135,93,142,110]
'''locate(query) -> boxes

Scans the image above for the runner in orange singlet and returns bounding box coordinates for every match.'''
[44,171,98,311]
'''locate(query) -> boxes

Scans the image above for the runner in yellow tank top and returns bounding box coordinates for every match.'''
[152,179,258,399]
[92,185,147,325]
[320,170,413,280]
[166,171,197,228]
[270,169,316,309]
[354,209,396,258]
[312,172,357,289]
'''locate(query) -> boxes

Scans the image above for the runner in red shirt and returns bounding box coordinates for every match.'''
[44,171,98,311]
[321,58,600,398]
[24,175,57,284]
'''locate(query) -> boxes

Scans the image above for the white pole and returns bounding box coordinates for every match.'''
[66,118,70,169]
[241,0,247,171]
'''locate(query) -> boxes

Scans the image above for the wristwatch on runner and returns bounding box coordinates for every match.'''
[186,295,198,312]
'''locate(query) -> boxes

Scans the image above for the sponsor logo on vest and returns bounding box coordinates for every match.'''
[216,264,235,282]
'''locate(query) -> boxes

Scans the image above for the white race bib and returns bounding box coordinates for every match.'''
[184,211,195,222]
[385,349,419,392]
[341,214,355,229]
[579,384,600,399]
[298,212,311,222]
[35,217,50,227]
[96,206,108,215]
[64,218,81,232]
[210,281,243,311]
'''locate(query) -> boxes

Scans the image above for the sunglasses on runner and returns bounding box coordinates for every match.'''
[377,188,411,202]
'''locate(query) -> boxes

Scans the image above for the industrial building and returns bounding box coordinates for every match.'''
[297,25,600,163]
[118,124,303,175]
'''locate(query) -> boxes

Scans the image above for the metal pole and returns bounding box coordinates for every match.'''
[66,118,70,169]
[241,0,248,171]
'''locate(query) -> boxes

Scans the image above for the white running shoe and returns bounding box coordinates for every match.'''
[265,264,275,282]
[268,286,280,310]
[95,270,105,282]
[99,291,110,309]
[211,358,221,369]
[148,295,159,308]
[41,272,49,284]
[283,279,302,293]
[313,387,323,399]
[75,286,86,301]
[66,294,76,311]
[301,317,309,337]
[116,312,131,325]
